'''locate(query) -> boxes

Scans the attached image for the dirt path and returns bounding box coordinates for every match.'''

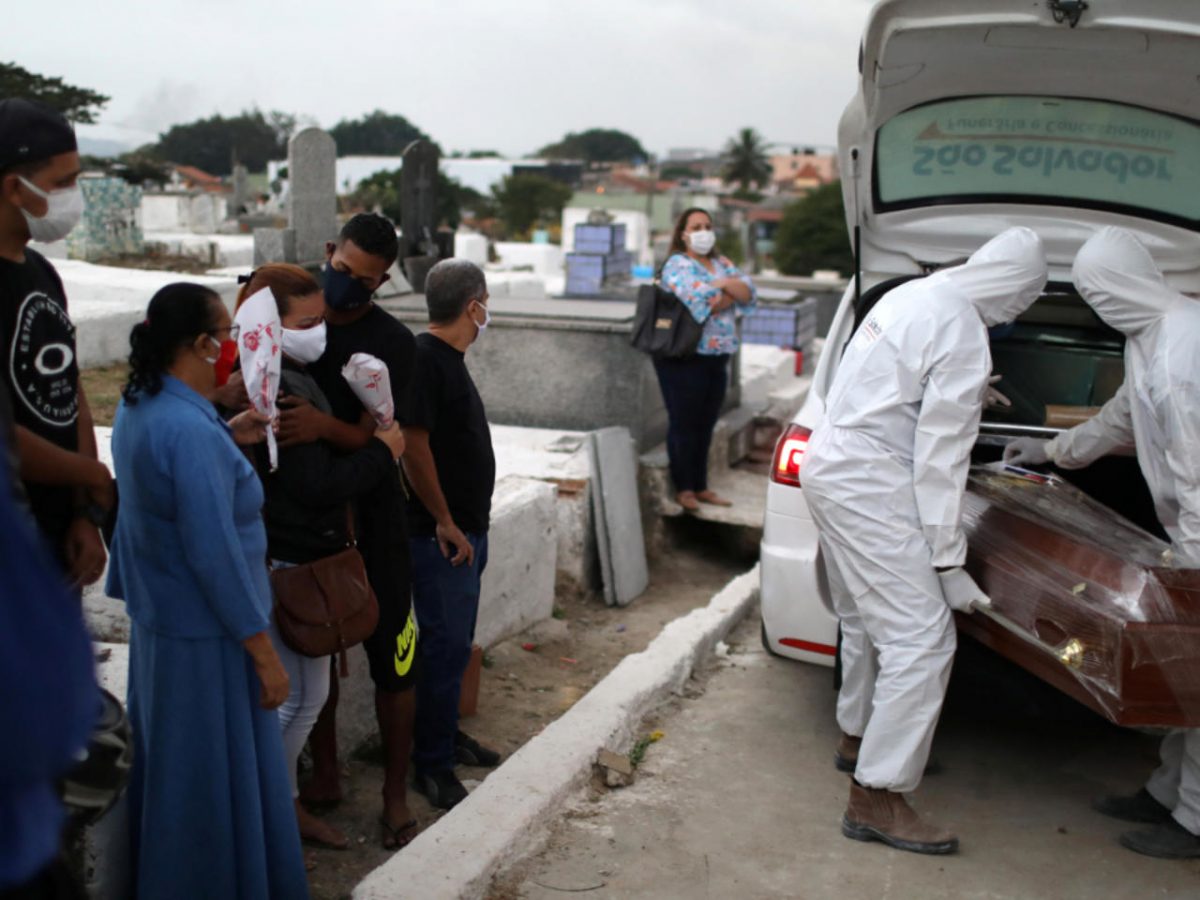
[304,518,755,900]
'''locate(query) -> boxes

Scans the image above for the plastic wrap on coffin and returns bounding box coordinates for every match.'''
[956,467,1200,727]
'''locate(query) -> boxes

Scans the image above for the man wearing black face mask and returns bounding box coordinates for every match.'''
[0,98,114,590]
[276,212,422,848]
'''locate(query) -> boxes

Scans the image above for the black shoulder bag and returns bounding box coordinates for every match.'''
[631,279,704,359]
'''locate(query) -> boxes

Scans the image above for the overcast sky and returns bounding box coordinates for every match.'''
[9,0,875,158]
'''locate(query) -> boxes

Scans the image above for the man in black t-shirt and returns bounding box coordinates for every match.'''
[402,258,500,810]
[275,213,420,848]
[0,98,113,586]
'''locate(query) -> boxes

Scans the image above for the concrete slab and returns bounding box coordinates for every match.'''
[377,295,673,452]
[56,261,238,367]
[588,428,648,607]
[505,612,1200,900]
[475,476,558,648]
[352,566,760,900]
[142,231,255,268]
[491,426,596,592]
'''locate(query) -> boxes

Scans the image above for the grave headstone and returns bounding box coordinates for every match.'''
[400,140,440,291]
[227,163,249,219]
[67,176,143,262]
[287,127,337,264]
[253,226,296,266]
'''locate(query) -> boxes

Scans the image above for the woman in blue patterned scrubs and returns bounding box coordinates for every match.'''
[106,282,307,899]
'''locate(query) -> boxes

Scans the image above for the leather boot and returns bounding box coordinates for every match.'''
[1094,788,1173,825]
[842,780,959,855]
[1119,820,1200,859]
[834,732,861,773]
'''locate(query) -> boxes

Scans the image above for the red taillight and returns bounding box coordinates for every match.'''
[770,423,812,487]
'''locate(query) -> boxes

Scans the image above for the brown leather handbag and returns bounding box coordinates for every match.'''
[270,508,378,677]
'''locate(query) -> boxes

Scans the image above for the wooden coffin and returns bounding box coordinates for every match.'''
[957,467,1200,727]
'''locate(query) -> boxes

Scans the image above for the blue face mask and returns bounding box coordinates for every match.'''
[323,264,375,311]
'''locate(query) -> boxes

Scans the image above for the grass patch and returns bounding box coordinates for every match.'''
[80,364,130,427]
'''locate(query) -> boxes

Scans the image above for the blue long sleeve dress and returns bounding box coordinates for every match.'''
[106,376,307,900]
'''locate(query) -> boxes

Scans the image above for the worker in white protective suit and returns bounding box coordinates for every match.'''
[803,226,1047,856]
[1005,226,1200,860]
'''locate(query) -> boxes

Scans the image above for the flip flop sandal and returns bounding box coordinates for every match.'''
[381,817,419,850]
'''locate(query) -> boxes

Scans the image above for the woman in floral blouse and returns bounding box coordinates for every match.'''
[656,207,757,511]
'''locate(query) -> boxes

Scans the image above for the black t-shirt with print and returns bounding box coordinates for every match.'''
[0,248,79,548]
[407,332,495,536]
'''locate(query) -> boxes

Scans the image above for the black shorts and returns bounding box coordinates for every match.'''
[357,482,418,693]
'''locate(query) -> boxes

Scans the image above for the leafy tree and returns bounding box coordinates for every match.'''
[722,127,772,193]
[350,168,485,230]
[774,182,853,277]
[491,173,572,236]
[537,128,647,164]
[329,110,437,156]
[0,61,109,124]
[155,109,289,175]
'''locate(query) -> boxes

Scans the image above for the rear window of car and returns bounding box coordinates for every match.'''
[875,96,1200,229]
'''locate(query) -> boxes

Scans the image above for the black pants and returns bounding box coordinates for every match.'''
[653,354,729,493]
[0,856,85,900]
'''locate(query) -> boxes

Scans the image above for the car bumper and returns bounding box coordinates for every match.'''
[760,487,839,667]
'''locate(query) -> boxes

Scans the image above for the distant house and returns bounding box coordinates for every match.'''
[170,165,230,194]
[770,151,839,193]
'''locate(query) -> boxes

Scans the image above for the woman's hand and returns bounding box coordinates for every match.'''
[374,422,406,459]
[227,409,272,446]
[211,370,250,412]
[277,396,331,448]
[711,277,751,303]
[243,631,290,709]
[707,292,735,313]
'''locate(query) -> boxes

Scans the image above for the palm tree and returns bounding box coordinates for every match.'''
[722,128,772,194]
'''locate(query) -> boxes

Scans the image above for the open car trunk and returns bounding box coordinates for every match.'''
[959,292,1200,726]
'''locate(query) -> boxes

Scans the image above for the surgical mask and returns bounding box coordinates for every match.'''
[281,321,327,364]
[323,264,375,311]
[687,229,716,255]
[471,301,491,339]
[206,335,238,387]
[18,177,84,243]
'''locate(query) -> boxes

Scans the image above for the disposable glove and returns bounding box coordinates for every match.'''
[937,567,992,614]
[985,374,1011,408]
[1002,436,1050,466]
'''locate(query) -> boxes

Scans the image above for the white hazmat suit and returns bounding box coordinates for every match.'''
[803,227,1047,792]
[1005,226,1200,836]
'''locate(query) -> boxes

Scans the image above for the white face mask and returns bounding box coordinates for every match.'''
[471,301,491,339]
[281,321,327,364]
[687,228,716,256]
[18,177,84,243]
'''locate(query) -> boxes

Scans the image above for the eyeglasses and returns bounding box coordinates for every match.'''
[210,324,241,342]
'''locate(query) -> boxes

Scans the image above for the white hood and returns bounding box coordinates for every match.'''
[932,227,1048,326]
[1072,227,1183,335]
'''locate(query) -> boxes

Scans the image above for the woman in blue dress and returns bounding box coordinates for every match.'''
[105,282,308,899]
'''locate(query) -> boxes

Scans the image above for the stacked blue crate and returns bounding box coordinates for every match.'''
[741,297,820,349]
[564,222,632,296]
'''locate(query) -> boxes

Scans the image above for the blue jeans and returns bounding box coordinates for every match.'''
[410,531,489,774]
